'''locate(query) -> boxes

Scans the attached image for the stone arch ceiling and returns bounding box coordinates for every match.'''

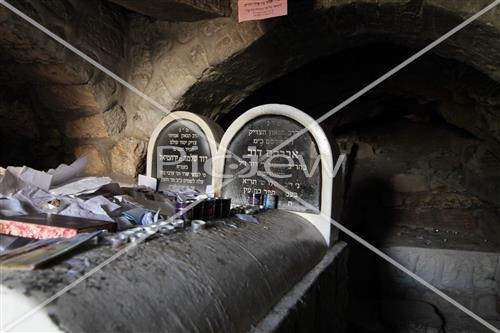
[0,0,499,178]
[174,0,500,114]
[167,0,500,157]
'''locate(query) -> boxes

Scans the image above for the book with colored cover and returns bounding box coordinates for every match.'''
[0,213,116,239]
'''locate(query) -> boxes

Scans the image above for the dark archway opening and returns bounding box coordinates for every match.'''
[221,43,500,332]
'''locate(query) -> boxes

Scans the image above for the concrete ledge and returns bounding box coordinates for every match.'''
[380,245,500,330]
[254,241,349,333]
[1,210,327,332]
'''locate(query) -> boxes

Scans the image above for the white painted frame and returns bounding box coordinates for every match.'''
[146,111,224,179]
[215,104,335,245]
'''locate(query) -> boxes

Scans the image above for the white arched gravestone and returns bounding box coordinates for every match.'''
[146,106,343,244]
[146,111,224,192]
[214,104,339,244]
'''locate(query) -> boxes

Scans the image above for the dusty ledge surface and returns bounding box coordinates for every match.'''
[1,210,327,333]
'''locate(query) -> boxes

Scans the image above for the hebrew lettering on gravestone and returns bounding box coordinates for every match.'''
[216,104,339,244]
[147,105,342,244]
[146,111,223,193]
[220,115,321,213]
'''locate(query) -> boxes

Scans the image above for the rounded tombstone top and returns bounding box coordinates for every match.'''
[146,111,223,193]
[215,104,338,245]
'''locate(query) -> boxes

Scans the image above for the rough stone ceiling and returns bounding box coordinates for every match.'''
[222,43,500,156]
[107,0,232,21]
[177,0,500,115]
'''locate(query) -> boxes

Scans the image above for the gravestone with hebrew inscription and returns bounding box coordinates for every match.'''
[220,116,321,213]
[146,111,223,193]
[147,106,344,244]
[215,104,341,244]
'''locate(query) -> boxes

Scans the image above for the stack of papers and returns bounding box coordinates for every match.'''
[0,156,113,222]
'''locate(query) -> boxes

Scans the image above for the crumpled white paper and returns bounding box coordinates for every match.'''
[47,156,87,187]
[0,157,113,221]
[49,176,112,196]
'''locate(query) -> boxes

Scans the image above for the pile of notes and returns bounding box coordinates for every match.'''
[0,156,210,270]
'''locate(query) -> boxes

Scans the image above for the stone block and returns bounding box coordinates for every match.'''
[466,147,500,177]
[37,85,98,112]
[103,104,127,136]
[440,256,473,291]
[0,61,92,85]
[356,142,375,159]
[380,249,417,287]
[390,174,428,192]
[157,55,197,100]
[74,145,107,175]
[415,254,442,286]
[438,209,478,232]
[77,16,125,60]
[36,77,117,113]
[429,156,460,171]
[402,192,483,210]
[474,294,499,317]
[65,115,108,139]
[472,255,498,290]
[111,138,146,177]
[0,19,65,63]
[403,208,478,232]
[415,210,439,230]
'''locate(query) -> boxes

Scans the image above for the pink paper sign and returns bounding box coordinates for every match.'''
[238,0,288,22]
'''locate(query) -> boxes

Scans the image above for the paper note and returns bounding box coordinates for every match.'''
[0,169,26,198]
[238,0,287,22]
[59,202,114,222]
[48,156,88,187]
[50,177,112,196]
[138,174,158,191]
[18,167,53,191]
[83,195,120,215]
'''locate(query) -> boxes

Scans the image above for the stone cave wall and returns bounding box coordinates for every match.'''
[1,0,500,185]
[333,72,500,329]
[339,114,500,247]
[333,56,500,248]
[0,0,129,176]
[0,0,263,180]
[119,0,500,182]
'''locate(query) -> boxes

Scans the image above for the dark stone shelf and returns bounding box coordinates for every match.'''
[2,210,328,332]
